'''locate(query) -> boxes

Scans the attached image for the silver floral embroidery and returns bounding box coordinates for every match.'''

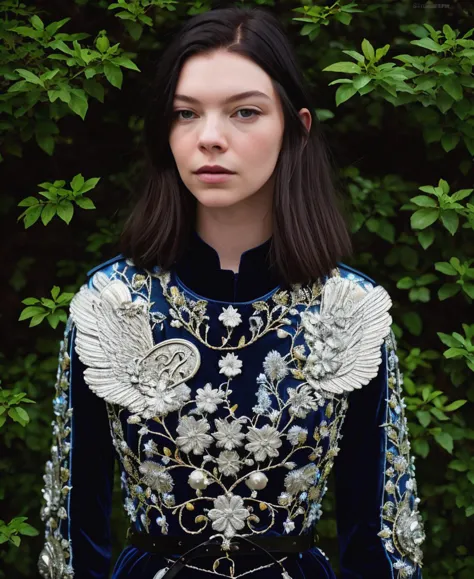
[208,494,250,538]
[41,260,409,579]
[301,277,392,396]
[38,320,74,579]
[377,329,425,576]
[69,272,201,419]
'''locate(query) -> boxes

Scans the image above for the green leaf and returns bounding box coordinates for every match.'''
[15,407,29,425]
[445,400,467,411]
[51,286,60,300]
[335,84,357,106]
[75,197,96,210]
[416,410,432,427]
[411,208,439,229]
[411,195,437,207]
[452,188,473,201]
[411,38,444,52]
[448,459,468,471]
[23,205,42,228]
[68,93,88,120]
[83,79,105,103]
[402,311,423,336]
[78,177,100,194]
[341,50,365,63]
[30,15,44,30]
[434,431,453,453]
[440,210,459,235]
[397,277,415,290]
[18,523,38,537]
[438,284,460,300]
[441,133,460,153]
[323,62,361,74]
[104,62,123,89]
[435,262,457,275]
[19,306,45,321]
[441,76,463,101]
[15,69,43,86]
[413,438,429,458]
[41,204,57,226]
[30,313,48,327]
[18,197,39,207]
[22,297,40,305]
[353,75,371,90]
[71,174,85,192]
[438,331,463,347]
[418,229,435,249]
[361,39,375,61]
[56,201,74,224]
[431,408,449,421]
[113,56,140,72]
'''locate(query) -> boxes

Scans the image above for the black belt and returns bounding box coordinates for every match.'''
[128,529,316,579]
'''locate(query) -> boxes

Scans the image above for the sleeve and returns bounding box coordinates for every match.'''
[334,328,425,579]
[38,314,116,579]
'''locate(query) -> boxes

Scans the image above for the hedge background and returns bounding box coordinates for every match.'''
[1,0,473,577]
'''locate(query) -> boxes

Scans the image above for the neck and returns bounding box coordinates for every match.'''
[196,191,273,273]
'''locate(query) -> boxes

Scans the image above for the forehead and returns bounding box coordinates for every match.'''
[174,50,275,102]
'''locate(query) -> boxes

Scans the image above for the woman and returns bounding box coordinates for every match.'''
[38,6,425,579]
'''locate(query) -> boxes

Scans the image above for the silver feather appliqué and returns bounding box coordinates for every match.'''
[301,276,392,395]
[69,272,201,418]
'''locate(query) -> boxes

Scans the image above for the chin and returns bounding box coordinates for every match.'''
[191,189,247,208]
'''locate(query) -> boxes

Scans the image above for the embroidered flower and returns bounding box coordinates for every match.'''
[245,424,282,462]
[195,383,225,414]
[143,440,157,457]
[283,518,295,534]
[217,450,241,477]
[124,497,137,521]
[176,416,213,455]
[263,350,288,381]
[218,305,242,328]
[146,381,191,418]
[218,353,243,378]
[249,315,263,334]
[213,418,246,450]
[208,494,250,538]
[139,461,174,494]
[287,425,308,446]
[287,385,318,419]
[252,384,272,415]
[284,463,319,495]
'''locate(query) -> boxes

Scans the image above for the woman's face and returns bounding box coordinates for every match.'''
[169,49,310,210]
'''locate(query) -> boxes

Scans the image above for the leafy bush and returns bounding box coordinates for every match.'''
[1,1,472,577]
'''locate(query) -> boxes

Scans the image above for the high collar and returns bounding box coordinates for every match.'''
[174,231,282,302]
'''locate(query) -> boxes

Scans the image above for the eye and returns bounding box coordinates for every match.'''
[172,108,261,121]
[235,108,261,119]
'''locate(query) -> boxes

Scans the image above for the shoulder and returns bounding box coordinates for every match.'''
[335,261,378,292]
[86,253,129,280]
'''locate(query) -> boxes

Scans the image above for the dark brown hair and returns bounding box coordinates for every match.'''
[120,6,353,285]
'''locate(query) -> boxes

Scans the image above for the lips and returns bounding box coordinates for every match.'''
[195,166,234,174]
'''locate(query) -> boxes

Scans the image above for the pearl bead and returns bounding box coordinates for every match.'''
[246,472,268,491]
[188,470,208,490]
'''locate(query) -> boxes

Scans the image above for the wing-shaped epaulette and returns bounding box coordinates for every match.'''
[336,261,377,287]
[86,253,125,279]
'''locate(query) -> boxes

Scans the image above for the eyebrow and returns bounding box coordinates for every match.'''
[173,90,271,105]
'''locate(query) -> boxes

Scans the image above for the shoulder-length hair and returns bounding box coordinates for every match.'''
[120,6,353,285]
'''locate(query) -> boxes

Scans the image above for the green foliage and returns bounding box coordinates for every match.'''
[0,385,35,429]
[17,174,100,228]
[1,1,473,577]
[1,5,140,158]
[19,286,74,328]
[0,517,39,547]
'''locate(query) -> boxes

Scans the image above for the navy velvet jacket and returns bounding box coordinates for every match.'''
[38,234,425,579]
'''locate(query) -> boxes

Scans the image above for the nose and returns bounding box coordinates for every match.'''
[197,116,228,151]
